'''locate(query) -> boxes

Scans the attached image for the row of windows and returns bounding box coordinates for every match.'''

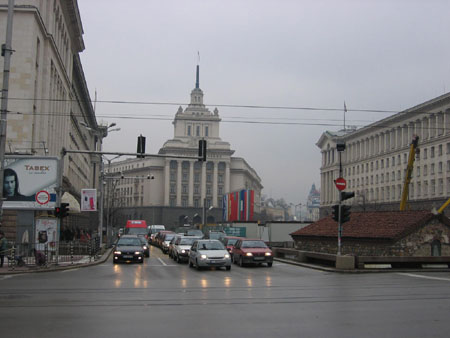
[187,124,209,137]
[170,172,224,183]
[170,184,224,196]
[169,197,221,208]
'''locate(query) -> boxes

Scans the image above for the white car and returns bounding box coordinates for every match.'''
[188,239,231,270]
[173,236,200,263]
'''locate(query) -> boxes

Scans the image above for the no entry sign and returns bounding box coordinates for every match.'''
[335,177,347,191]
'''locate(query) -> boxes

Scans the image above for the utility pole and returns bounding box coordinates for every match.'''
[0,0,15,224]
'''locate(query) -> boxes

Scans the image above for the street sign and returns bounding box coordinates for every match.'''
[335,177,347,191]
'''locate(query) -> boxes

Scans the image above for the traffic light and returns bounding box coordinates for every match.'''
[54,206,61,218]
[331,204,339,222]
[340,191,355,202]
[341,205,351,223]
[137,134,146,158]
[60,203,69,218]
[198,139,207,161]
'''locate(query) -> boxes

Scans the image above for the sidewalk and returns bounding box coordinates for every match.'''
[0,248,113,275]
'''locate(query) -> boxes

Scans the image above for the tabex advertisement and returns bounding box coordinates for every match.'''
[3,156,59,210]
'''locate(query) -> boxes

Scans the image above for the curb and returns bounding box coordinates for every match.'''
[274,257,450,273]
[0,248,114,275]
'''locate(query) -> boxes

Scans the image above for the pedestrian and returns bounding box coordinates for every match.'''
[0,230,8,268]
[33,248,46,266]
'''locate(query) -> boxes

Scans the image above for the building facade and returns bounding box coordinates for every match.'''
[317,92,450,217]
[305,183,320,222]
[106,66,262,229]
[0,1,100,237]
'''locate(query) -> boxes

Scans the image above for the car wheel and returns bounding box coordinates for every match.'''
[232,254,236,264]
[196,259,201,270]
[189,259,193,268]
[226,265,231,271]
[267,262,273,267]
[239,256,244,267]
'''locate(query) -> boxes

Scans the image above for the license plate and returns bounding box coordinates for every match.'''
[209,261,223,264]
[254,257,265,261]
[123,255,133,259]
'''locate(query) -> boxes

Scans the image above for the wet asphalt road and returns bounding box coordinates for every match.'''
[1,245,450,338]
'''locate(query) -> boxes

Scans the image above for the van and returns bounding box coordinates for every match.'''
[125,220,148,239]
[148,225,166,244]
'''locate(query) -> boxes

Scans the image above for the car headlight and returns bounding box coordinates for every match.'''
[135,251,142,255]
[265,252,272,256]
[245,252,253,256]
[224,254,230,259]
[181,249,186,253]
[143,246,148,250]
[200,254,207,259]
[114,251,121,255]
[164,243,169,247]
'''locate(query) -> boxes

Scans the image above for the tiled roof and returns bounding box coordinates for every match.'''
[290,210,436,240]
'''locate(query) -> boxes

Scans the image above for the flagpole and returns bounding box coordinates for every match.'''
[344,101,347,130]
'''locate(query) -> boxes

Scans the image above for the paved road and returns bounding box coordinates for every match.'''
[1,245,450,338]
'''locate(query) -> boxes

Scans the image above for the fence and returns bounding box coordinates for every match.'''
[5,237,101,270]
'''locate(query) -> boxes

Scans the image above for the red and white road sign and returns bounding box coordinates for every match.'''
[334,177,347,191]
[35,190,50,205]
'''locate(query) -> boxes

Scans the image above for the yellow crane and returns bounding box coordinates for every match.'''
[399,136,419,211]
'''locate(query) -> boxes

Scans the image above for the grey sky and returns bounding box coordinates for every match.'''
[77,0,450,205]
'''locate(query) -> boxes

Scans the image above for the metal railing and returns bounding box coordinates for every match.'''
[5,237,101,271]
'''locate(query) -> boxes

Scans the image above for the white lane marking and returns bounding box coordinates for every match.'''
[157,258,167,266]
[398,273,450,282]
[0,275,15,280]
[61,268,79,273]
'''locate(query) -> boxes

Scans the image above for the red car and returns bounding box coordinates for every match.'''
[221,236,241,255]
[232,239,273,267]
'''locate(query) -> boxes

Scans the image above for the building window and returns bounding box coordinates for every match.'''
[431,146,435,158]
[391,171,395,181]
[169,198,176,207]
[170,173,176,181]
[381,159,384,168]
[439,144,443,156]
[194,185,200,194]
[206,199,212,208]
[194,173,200,183]
[170,184,176,194]
[187,125,191,136]
[386,158,390,168]
[194,199,200,208]
[218,197,223,206]
[447,143,450,154]
[182,198,187,207]
[431,179,436,195]
[182,185,188,194]
[206,186,211,195]
[424,148,428,159]
[205,126,209,137]
[417,182,421,197]
[431,240,441,257]
[431,163,435,175]
[218,174,224,183]
[439,179,443,194]
[196,126,200,136]
[392,156,395,166]
[424,165,428,176]
[397,170,401,181]
[206,174,212,183]
[182,172,188,181]
[403,153,407,164]
[417,166,420,177]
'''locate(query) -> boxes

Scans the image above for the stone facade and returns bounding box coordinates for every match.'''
[317,92,450,218]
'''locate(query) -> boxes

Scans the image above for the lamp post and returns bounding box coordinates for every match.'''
[80,122,120,248]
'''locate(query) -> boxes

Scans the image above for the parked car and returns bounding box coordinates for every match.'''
[172,236,200,263]
[232,239,273,267]
[161,233,176,254]
[138,236,150,257]
[188,239,231,270]
[113,235,145,264]
[221,236,241,254]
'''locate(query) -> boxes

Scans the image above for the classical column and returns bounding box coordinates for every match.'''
[212,161,218,207]
[189,161,194,206]
[176,160,182,206]
[164,160,170,206]
[225,161,230,194]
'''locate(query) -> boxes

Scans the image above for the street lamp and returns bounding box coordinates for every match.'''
[80,121,120,248]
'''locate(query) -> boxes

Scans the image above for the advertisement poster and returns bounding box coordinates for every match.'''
[81,189,97,211]
[3,156,59,210]
[35,218,58,251]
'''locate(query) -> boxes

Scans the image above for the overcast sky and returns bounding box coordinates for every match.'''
[77,0,450,205]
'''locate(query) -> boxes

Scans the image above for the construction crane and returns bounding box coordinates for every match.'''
[399,135,419,211]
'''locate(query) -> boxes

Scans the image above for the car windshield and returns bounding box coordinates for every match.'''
[227,238,239,246]
[180,238,196,245]
[165,234,175,241]
[126,228,147,235]
[199,241,225,250]
[242,241,267,248]
[138,237,147,244]
[187,230,203,237]
[117,238,141,246]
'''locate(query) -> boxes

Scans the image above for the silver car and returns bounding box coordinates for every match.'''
[188,239,231,270]
[173,236,200,263]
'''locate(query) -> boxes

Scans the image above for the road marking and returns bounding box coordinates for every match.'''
[398,273,450,282]
[0,275,16,280]
[157,258,167,266]
[61,268,79,273]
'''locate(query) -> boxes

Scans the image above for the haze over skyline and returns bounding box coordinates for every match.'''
[77,0,450,205]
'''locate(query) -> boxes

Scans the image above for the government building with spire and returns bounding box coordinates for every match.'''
[106,66,263,229]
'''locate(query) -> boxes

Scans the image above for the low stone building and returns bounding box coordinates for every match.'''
[290,210,450,257]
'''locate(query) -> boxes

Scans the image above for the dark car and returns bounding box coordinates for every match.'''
[138,236,150,257]
[113,235,145,264]
[232,239,273,267]
[160,233,176,254]
[221,236,241,254]
[155,231,174,248]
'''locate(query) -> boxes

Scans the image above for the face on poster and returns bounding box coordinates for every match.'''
[3,156,59,210]
[81,189,97,211]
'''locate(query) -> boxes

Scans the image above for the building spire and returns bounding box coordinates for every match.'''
[196,64,199,89]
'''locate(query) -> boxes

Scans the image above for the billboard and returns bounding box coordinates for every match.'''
[81,189,97,211]
[223,189,255,222]
[3,156,59,210]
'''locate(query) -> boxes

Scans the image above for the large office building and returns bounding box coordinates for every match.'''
[106,66,263,229]
[0,1,102,237]
[317,92,450,217]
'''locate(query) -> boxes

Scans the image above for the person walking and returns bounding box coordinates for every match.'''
[0,231,8,268]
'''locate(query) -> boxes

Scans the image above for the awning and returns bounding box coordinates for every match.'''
[62,192,81,213]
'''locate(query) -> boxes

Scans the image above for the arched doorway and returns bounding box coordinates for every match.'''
[431,240,441,256]
[206,215,215,224]
[193,214,202,225]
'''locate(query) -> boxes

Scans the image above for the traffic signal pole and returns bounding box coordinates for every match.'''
[338,195,342,256]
